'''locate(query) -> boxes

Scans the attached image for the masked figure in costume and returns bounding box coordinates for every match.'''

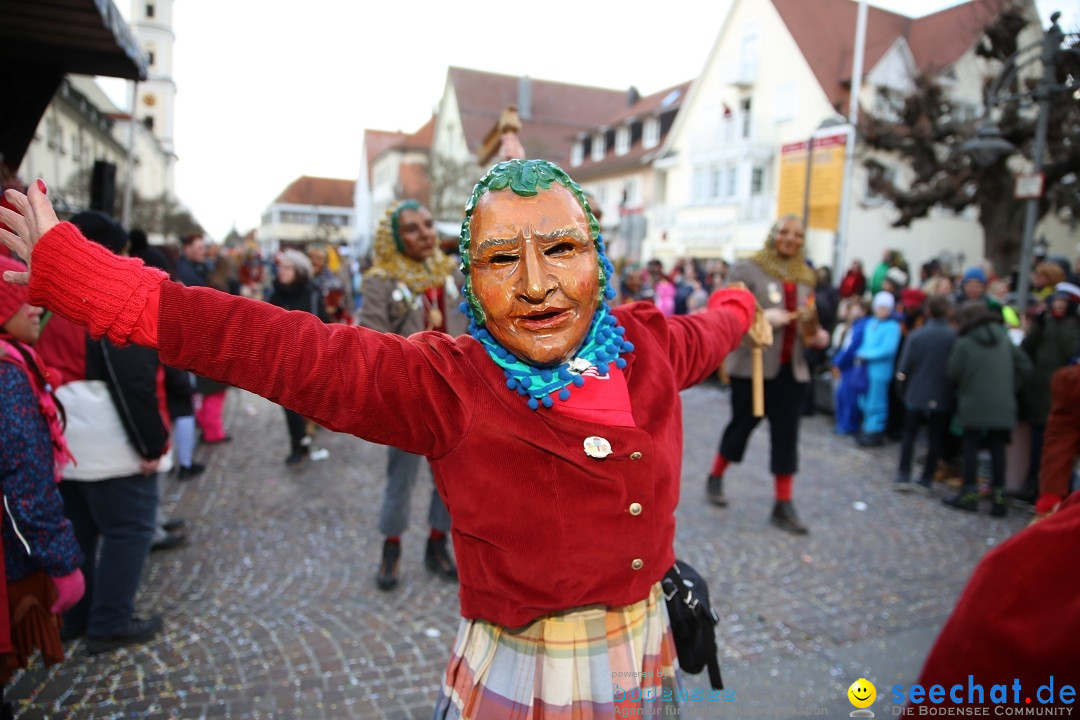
[359,200,465,590]
[706,214,829,534]
[1,161,760,718]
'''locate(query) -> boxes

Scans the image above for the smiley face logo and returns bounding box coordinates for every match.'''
[847,678,876,708]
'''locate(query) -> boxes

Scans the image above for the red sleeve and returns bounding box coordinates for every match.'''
[29,222,167,346]
[154,281,475,457]
[26,221,473,456]
[662,288,754,390]
[915,494,1080,696]
[130,284,160,347]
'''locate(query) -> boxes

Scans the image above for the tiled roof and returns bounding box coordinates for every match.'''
[772,0,1000,108]
[448,67,630,160]
[404,115,436,149]
[274,176,356,208]
[397,163,430,209]
[569,82,691,179]
[600,81,692,128]
[906,0,1004,72]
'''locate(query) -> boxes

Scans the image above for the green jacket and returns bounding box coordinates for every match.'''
[947,321,1032,430]
[1020,314,1080,424]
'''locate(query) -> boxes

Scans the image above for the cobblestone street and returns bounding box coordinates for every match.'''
[8,383,1030,719]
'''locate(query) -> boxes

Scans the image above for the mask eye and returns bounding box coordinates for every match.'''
[544,242,576,257]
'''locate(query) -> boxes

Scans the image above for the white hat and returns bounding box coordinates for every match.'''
[885,266,908,287]
[872,291,896,312]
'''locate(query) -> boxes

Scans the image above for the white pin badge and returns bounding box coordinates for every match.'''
[583,436,613,459]
[767,282,782,305]
[569,357,592,374]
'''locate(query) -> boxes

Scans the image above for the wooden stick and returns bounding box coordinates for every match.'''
[752,347,765,417]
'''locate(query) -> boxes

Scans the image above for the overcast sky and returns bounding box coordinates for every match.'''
[99,0,1076,240]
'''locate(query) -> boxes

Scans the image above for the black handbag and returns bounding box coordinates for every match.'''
[662,559,724,689]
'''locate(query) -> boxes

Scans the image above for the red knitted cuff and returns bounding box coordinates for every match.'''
[708,288,755,334]
[1034,493,1063,515]
[28,222,167,346]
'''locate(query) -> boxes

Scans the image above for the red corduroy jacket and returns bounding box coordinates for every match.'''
[30,222,754,628]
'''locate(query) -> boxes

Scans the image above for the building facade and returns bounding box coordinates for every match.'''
[652,0,1070,274]
[567,82,691,264]
[258,176,356,253]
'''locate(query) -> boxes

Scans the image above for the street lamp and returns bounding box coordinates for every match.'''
[960,11,1080,308]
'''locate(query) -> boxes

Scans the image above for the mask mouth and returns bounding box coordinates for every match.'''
[517,308,571,330]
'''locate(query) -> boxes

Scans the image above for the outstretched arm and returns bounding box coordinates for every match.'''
[0,185,473,456]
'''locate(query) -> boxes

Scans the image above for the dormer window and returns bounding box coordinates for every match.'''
[571,140,584,167]
[591,131,605,161]
[615,125,630,156]
[642,117,660,149]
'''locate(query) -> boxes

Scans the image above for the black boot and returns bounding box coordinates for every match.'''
[856,432,885,447]
[286,435,312,466]
[770,500,808,535]
[424,535,458,581]
[706,474,727,507]
[376,540,401,591]
[990,488,1007,517]
[943,487,980,512]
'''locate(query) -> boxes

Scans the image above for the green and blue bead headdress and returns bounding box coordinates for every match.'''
[458,159,633,410]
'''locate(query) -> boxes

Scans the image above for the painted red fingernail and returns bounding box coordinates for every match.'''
[37,179,47,195]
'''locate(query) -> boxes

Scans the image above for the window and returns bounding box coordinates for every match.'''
[739,24,759,82]
[623,179,638,206]
[751,166,765,195]
[693,167,709,203]
[710,165,722,200]
[591,131,605,161]
[47,118,61,149]
[615,125,630,156]
[642,117,660,149]
[571,140,584,166]
[725,165,738,198]
[740,98,752,139]
[148,51,156,67]
[146,3,155,17]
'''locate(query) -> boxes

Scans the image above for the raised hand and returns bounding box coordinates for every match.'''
[0,180,60,286]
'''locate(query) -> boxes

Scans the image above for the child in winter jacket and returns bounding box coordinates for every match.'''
[855,292,902,446]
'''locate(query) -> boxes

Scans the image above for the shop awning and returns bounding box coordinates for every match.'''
[0,0,148,170]
[1,0,147,80]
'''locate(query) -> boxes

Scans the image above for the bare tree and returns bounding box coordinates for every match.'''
[860,6,1079,274]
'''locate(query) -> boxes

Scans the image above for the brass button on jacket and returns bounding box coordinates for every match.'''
[631,558,644,570]
[629,451,643,460]
[629,502,642,516]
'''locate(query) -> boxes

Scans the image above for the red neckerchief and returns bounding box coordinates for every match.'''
[551,366,635,427]
[780,282,797,364]
[0,335,74,482]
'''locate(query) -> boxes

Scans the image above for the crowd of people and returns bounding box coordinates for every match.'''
[610,239,1079,530]
[0,161,1077,716]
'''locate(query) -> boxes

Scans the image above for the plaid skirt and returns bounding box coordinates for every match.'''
[433,583,681,719]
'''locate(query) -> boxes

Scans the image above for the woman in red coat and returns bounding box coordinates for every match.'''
[0,163,757,718]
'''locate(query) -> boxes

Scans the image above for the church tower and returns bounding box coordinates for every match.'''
[130,0,177,191]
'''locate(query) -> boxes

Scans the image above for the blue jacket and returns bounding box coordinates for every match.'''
[858,317,902,381]
[832,317,869,372]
